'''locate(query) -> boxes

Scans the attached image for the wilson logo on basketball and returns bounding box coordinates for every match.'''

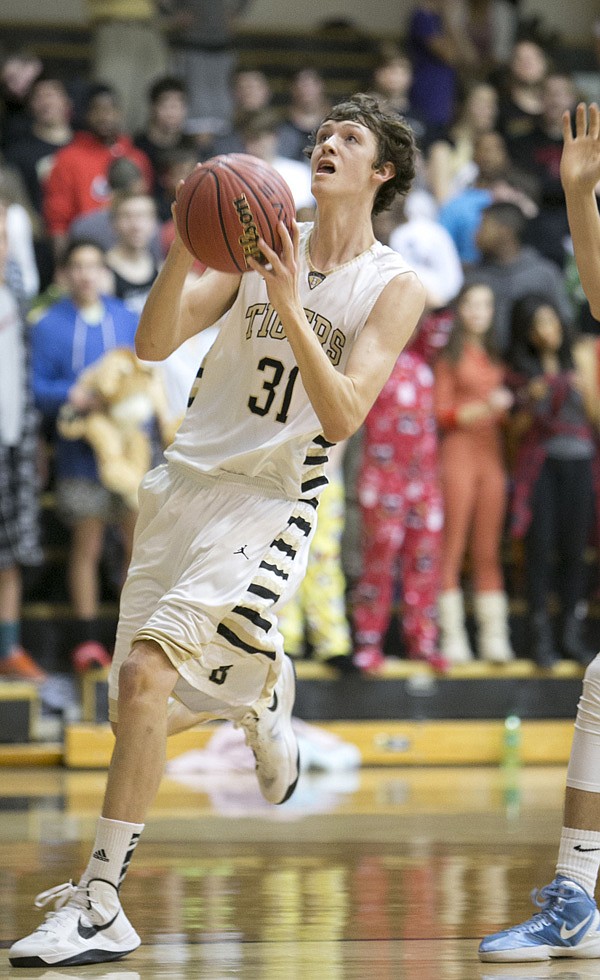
[233,194,261,263]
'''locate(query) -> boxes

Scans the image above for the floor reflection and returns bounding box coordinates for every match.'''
[0,766,581,979]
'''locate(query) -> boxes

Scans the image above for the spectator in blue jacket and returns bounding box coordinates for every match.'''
[32,239,139,673]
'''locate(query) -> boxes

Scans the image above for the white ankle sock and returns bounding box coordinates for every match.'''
[81,816,144,891]
[556,826,600,897]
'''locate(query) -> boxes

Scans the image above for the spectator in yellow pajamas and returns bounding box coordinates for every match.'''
[277,445,355,674]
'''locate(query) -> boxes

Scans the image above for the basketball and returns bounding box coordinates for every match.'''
[175,154,296,273]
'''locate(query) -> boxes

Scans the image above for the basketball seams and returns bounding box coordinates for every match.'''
[182,166,212,256]
[176,154,295,273]
[234,157,296,236]
[223,155,295,250]
[220,159,279,255]
[212,169,245,273]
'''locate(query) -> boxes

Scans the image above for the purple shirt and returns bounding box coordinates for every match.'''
[408,9,457,128]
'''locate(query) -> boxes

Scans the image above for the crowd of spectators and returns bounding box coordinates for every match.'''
[0,0,599,699]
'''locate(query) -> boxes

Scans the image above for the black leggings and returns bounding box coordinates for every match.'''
[525,456,595,616]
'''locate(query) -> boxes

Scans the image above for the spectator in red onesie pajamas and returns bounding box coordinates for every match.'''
[352,315,449,674]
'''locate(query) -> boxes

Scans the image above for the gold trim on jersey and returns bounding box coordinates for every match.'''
[305,231,377,280]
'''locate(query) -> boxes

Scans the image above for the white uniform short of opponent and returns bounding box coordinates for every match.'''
[108,222,413,723]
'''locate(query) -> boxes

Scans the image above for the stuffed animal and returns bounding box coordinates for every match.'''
[58,348,176,509]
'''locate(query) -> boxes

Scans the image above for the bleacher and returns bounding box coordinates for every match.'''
[0,19,383,103]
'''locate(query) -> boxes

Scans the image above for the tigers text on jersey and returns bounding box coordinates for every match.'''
[165,222,412,501]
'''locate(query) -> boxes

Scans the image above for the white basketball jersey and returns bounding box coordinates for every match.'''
[165,223,412,500]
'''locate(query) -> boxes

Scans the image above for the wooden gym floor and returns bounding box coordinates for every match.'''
[2,764,599,979]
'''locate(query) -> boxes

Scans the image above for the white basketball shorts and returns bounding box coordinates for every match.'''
[108,463,318,723]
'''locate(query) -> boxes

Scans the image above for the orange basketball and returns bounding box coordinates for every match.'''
[175,154,296,273]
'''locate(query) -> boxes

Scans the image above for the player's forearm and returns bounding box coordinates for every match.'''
[135,240,194,360]
[282,308,367,443]
[564,185,600,320]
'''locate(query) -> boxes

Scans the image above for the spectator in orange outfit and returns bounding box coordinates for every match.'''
[434,281,514,663]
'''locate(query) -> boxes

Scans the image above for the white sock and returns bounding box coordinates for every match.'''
[556,826,600,898]
[80,816,144,891]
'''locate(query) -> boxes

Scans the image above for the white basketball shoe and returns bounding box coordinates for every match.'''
[236,654,300,804]
[9,878,140,968]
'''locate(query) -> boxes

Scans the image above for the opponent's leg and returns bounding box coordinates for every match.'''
[479,654,600,962]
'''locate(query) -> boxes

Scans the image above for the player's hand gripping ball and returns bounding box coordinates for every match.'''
[175,154,296,273]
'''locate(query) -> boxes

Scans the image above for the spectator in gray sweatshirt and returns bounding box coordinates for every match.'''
[464,200,573,353]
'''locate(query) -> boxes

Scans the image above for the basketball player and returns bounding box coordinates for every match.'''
[9,93,425,967]
[480,102,600,962]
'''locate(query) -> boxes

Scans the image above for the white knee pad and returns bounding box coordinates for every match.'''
[567,653,600,792]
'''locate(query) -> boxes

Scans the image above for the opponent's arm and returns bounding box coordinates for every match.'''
[561,103,600,320]
[248,224,426,443]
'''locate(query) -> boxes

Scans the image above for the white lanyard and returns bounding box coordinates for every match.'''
[71,307,117,375]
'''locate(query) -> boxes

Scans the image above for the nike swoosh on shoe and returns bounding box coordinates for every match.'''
[77,910,120,940]
[559,912,594,941]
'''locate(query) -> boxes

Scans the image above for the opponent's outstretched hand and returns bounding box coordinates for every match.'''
[247,220,301,317]
[561,103,600,194]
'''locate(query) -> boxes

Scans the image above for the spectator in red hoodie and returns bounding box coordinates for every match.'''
[43,83,153,262]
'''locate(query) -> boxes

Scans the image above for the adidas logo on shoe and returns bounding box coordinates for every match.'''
[92,848,110,862]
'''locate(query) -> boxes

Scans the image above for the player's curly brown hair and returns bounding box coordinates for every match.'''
[305,93,417,215]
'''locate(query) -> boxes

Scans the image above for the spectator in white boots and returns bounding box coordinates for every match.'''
[434,282,514,663]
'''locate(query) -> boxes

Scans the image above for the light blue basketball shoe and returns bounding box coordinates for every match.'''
[479,875,600,962]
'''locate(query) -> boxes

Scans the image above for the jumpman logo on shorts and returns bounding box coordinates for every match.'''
[234,545,250,559]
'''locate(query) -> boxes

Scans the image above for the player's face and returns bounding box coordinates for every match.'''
[311,119,387,202]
